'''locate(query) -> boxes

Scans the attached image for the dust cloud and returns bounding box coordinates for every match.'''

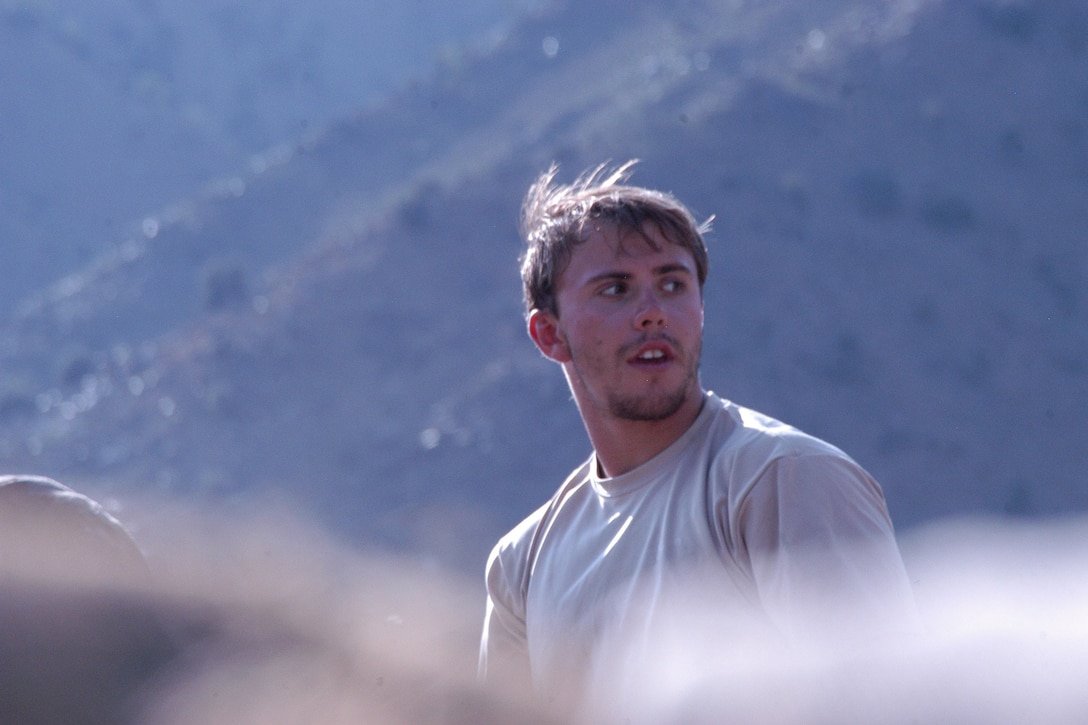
[4,483,1087,724]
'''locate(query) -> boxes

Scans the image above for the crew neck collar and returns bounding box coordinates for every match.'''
[589,391,716,497]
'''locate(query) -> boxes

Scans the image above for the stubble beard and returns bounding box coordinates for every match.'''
[609,386,691,421]
[573,337,703,423]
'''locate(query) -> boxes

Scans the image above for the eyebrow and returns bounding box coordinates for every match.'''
[581,263,694,288]
[652,262,695,277]
[583,271,629,287]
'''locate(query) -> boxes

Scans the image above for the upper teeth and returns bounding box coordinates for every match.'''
[639,350,665,360]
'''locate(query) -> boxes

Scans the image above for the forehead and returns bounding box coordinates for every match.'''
[559,223,696,284]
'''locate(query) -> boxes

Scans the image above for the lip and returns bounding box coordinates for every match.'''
[626,338,676,366]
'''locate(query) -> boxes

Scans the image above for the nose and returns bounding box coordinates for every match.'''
[633,294,666,330]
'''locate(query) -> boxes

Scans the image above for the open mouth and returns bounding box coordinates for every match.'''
[628,340,674,366]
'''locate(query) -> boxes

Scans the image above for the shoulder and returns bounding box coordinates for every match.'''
[701,396,884,515]
[716,396,848,454]
[704,395,853,473]
[487,501,549,576]
[485,458,593,597]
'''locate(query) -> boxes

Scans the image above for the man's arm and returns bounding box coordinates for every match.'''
[478,541,534,695]
[735,452,920,646]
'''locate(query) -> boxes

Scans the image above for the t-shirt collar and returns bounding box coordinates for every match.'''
[589,391,716,497]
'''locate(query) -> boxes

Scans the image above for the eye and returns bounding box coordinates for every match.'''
[661,278,685,293]
[599,280,628,297]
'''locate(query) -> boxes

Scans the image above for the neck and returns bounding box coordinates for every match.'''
[582,391,706,478]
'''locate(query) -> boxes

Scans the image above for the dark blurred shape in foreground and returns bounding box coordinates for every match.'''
[3,475,1088,723]
[0,477,554,725]
[0,475,170,725]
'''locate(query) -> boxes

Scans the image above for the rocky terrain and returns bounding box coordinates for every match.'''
[1,0,1085,575]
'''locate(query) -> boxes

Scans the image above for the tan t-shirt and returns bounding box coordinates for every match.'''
[479,392,917,717]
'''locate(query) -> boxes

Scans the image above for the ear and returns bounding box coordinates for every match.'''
[528,309,572,363]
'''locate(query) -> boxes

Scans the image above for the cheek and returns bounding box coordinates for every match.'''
[672,301,704,333]
[566,318,614,360]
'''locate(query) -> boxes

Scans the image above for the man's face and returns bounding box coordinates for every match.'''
[531,223,704,423]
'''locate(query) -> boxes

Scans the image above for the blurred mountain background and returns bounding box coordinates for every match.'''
[0,0,1085,574]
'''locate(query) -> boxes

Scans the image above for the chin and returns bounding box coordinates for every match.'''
[609,388,690,422]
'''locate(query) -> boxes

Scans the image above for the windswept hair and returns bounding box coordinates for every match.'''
[519,160,712,317]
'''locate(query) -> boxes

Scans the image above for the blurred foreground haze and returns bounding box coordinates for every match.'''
[4,482,1088,723]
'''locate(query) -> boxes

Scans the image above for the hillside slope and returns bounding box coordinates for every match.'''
[0,0,1084,570]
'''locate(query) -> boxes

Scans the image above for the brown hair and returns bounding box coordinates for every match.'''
[519,160,711,317]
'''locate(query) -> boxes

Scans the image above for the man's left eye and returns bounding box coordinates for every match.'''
[601,282,627,296]
[662,280,684,293]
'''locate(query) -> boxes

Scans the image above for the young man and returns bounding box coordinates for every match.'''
[479,162,918,719]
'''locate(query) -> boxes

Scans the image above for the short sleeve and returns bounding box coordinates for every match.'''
[736,453,920,645]
[478,537,534,695]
